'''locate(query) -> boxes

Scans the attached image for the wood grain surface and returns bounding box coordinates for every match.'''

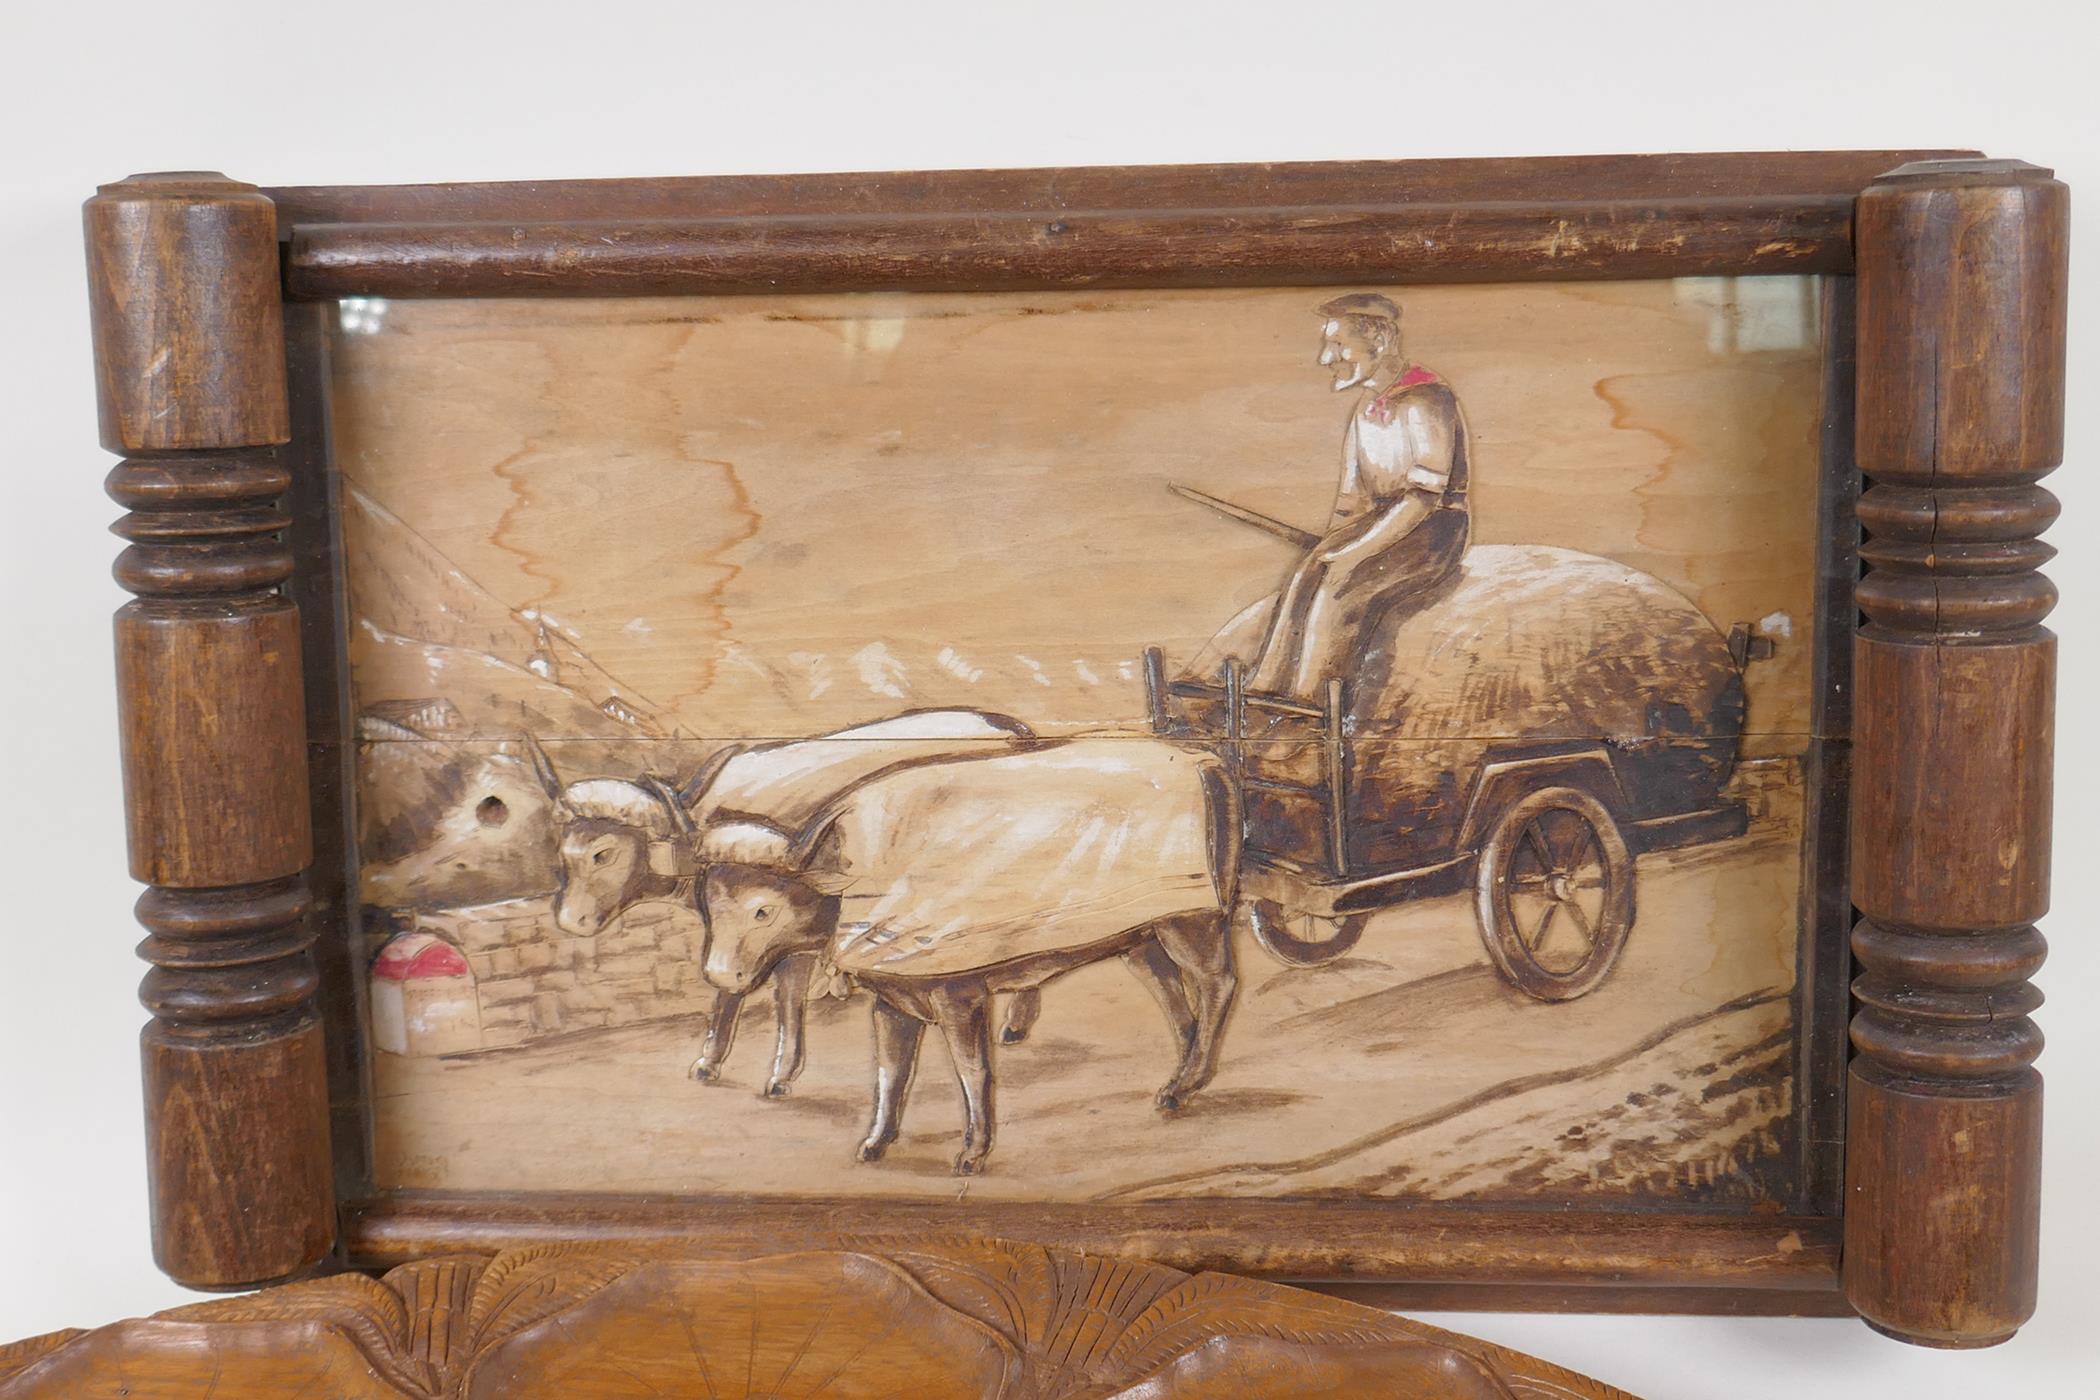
[1845,157,2066,1348]
[85,172,288,450]
[87,173,335,1290]
[335,279,1826,1213]
[0,1238,1644,1398]
[331,282,1826,742]
[270,149,1973,299]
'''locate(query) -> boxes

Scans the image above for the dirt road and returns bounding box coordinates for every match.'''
[373,828,1801,1206]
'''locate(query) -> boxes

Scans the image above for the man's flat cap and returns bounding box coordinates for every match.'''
[1316,292,1401,321]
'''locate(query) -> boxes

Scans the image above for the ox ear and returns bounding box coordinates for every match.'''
[524,733,566,806]
[678,743,746,813]
[801,869,853,896]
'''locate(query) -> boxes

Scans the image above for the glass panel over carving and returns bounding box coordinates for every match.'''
[330,279,1832,1205]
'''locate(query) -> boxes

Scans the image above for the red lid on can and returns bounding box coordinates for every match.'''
[372,932,471,981]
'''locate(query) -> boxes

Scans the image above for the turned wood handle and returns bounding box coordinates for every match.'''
[85,173,334,1289]
[1846,157,2066,1348]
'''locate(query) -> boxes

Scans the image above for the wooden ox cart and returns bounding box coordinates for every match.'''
[1145,543,1769,1001]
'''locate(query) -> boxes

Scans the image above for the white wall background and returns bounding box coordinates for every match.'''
[1,2,2092,1394]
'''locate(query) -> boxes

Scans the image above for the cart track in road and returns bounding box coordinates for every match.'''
[1093,988,1788,1201]
[1272,961,1485,1032]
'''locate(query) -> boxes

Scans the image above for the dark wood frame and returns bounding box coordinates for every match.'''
[83,150,2065,1350]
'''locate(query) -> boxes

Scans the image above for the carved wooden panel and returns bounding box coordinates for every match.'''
[0,1239,1639,1398]
[337,278,1836,1210]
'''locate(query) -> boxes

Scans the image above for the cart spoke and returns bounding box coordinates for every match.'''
[1532,901,1595,972]
[1560,896,1596,945]
[1508,891,1554,929]
[1526,900,1559,950]
[1521,820,1557,875]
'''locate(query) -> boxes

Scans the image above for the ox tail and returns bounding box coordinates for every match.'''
[1199,760,1244,912]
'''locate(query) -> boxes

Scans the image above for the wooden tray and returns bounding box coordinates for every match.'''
[0,1237,1644,1398]
[82,151,2066,1349]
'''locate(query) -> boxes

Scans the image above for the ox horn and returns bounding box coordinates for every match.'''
[677,742,746,813]
[787,808,842,869]
[639,774,698,837]
[524,733,567,807]
[787,808,853,895]
[639,772,701,881]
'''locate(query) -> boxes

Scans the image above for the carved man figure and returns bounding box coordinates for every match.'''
[1249,293,1472,697]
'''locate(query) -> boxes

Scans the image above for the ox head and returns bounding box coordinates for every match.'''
[531,738,741,937]
[358,737,561,910]
[699,812,851,995]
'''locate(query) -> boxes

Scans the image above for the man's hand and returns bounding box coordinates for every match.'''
[1317,492,1435,564]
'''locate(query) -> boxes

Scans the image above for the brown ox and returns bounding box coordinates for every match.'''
[528,739,1044,1099]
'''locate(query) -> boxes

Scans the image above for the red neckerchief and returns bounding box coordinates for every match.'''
[1362,364,1440,425]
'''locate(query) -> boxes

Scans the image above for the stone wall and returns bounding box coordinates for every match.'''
[387,896,715,1051]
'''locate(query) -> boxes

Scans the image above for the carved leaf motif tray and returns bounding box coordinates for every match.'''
[0,1239,1638,1399]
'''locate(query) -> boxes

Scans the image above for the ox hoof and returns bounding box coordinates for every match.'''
[999,1025,1030,1045]
[856,1137,892,1164]
[688,1061,723,1085]
[1155,1088,1186,1114]
[952,1153,988,1177]
[762,1080,792,1100]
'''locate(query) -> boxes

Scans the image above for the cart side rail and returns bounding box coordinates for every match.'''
[1452,747,1632,852]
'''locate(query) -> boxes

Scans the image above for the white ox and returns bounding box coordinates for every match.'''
[700,737,1243,1176]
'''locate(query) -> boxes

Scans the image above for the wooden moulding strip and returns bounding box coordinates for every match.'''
[342,1192,1843,1303]
[270,150,1977,300]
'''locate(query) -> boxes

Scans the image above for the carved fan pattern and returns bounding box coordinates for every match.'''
[0,1238,1640,1398]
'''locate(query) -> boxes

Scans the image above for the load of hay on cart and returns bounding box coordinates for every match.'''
[1145,543,1771,1001]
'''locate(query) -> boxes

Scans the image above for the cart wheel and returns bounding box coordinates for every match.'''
[1247,899,1367,967]
[1474,785,1634,1001]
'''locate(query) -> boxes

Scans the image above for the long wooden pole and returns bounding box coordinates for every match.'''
[1167,483,1319,549]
